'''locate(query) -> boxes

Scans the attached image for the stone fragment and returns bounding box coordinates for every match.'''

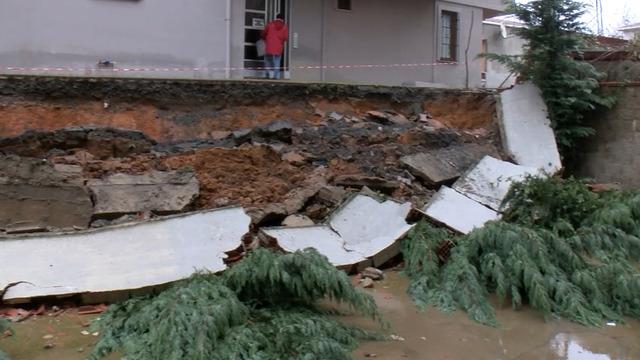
[366,111,411,125]
[210,130,232,141]
[88,170,199,216]
[498,83,562,173]
[423,186,500,234]
[254,120,294,143]
[452,156,539,211]
[401,144,491,186]
[0,156,92,231]
[316,186,348,205]
[334,175,401,193]
[360,277,375,288]
[282,214,314,227]
[0,208,250,301]
[281,152,307,166]
[361,267,384,281]
[328,112,344,121]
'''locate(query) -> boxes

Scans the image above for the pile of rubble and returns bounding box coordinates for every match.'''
[0,80,559,303]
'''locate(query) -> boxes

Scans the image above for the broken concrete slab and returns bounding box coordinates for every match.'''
[261,194,414,268]
[423,186,499,234]
[401,144,493,186]
[0,156,93,231]
[262,226,367,267]
[452,156,540,211]
[498,83,562,173]
[330,195,414,266]
[0,207,250,302]
[88,170,199,216]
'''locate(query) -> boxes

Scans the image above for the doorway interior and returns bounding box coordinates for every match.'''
[243,0,290,79]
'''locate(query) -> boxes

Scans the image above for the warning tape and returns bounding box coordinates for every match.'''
[0,61,457,74]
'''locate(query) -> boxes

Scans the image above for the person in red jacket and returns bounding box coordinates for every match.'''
[261,14,289,80]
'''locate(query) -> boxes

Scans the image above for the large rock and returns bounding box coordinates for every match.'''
[88,170,199,216]
[0,208,250,302]
[423,186,499,234]
[498,83,562,173]
[452,156,539,211]
[401,144,492,186]
[0,156,92,231]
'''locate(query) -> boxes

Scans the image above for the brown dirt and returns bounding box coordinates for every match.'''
[425,93,496,129]
[0,97,416,144]
[161,146,308,209]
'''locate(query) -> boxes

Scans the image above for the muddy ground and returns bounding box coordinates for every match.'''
[2,272,638,360]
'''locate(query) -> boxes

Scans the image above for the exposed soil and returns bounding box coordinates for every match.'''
[162,146,308,209]
[425,93,496,129]
[0,93,495,142]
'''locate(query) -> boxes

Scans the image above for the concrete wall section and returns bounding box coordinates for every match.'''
[575,88,640,188]
[0,0,231,79]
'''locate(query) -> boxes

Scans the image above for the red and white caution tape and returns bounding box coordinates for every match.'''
[0,61,457,74]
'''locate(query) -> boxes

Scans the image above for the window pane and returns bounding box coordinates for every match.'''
[246,0,266,11]
[245,29,262,44]
[245,45,260,60]
[337,0,352,10]
[245,12,266,27]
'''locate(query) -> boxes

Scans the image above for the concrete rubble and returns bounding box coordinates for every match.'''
[498,83,562,173]
[261,194,414,268]
[423,186,500,234]
[0,156,93,232]
[88,170,200,216]
[400,144,493,186]
[0,207,250,302]
[452,156,539,211]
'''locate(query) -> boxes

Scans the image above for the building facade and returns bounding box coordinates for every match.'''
[0,0,505,87]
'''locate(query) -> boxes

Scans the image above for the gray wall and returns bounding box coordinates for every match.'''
[291,0,497,87]
[575,87,640,188]
[0,0,232,79]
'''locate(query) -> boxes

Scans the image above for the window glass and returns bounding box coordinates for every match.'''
[337,0,352,11]
[246,0,266,11]
[440,11,458,61]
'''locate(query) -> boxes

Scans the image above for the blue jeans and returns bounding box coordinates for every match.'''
[264,54,282,79]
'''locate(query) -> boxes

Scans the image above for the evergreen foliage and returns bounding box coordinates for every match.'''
[88,248,383,360]
[484,0,615,157]
[403,177,640,327]
[0,319,10,360]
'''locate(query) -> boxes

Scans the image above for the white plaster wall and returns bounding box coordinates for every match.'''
[0,0,231,79]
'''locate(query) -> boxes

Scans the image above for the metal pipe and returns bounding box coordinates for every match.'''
[225,0,231,79]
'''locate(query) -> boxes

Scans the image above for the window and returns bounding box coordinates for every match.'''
[337,0,352,11]
[440,10,458,62]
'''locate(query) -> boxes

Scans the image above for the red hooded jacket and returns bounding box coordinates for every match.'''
[261,19,289,56]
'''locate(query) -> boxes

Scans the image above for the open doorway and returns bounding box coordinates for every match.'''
[243,0,290,79]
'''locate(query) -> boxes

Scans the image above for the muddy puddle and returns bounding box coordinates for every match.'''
[2,271,638,360]
[346,272,640,360]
